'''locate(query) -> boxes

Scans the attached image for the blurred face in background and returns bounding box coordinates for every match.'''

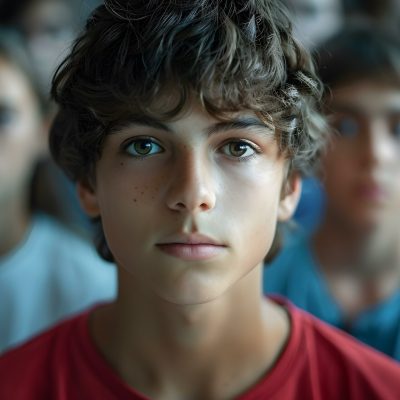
[18,0,76,94]
[0,57,44,204]
[322,81,400,232]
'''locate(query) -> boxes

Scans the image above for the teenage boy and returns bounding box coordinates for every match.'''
[264,26,400,360]
[1,2,400,399]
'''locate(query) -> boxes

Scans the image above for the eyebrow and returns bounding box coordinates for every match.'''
[111,116,273,136]
[326,104,365,115]
[327,104,400,116]
[205,117,273,136]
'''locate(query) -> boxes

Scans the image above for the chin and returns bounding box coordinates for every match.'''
[156,281,230,307]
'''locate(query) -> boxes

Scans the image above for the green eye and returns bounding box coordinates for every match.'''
[221,141,256,158]
[125,139,163,157]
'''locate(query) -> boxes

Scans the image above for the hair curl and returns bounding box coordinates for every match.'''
[50,0,327,261]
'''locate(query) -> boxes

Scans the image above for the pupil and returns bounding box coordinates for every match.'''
[135,140,152,154]
[230,142,246,156]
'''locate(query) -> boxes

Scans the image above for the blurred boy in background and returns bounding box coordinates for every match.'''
[264,26,400,360]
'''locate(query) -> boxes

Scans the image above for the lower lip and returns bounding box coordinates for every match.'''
[156,244,226,261]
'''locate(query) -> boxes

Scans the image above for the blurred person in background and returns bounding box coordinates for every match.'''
[0,0,103,236]
[282,0,400,234]
[0,0,102,95]
[264,26,400,360]
[0,29,116,354]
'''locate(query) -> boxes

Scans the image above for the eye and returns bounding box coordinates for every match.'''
[0,106,15,130]
[331,116,360,138]
[389,115,400,138]
[220,140,257,159]
[124,138,163,157]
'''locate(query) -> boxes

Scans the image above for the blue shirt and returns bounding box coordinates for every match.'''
[0,214,117,353]
[263,233,400,360]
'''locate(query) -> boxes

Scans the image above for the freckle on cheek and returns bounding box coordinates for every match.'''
[120,162,124,166]
[133,198,137,203]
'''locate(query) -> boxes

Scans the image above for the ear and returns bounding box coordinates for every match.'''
[76,179,100,217]
[278,173,302,222]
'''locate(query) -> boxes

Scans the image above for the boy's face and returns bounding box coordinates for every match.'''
[79,101,300,305]
[322,81,400,231]
[0,57,43,204]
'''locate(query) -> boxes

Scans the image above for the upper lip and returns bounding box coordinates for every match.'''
[157,233,225,246]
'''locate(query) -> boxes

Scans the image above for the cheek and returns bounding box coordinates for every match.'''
[0,132,40,186]
[220,164,283,253]
[95,165,164,247]
[322,148,356,195]
[98,162,163,208]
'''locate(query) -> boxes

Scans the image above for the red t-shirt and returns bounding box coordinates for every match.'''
[1,298,399,399]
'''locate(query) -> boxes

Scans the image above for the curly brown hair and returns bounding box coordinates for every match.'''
[50,0,327,261]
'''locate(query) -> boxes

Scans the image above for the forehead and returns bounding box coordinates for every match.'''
[328,81,400,115]
[111,95,275,135]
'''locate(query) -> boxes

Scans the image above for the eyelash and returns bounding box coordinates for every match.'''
[121,137,261,161]
[219,139,261,162]
[122,137,164,159]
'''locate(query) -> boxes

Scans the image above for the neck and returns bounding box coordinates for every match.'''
[312,211,400,318]
[0,192,31,256]
[314,210,399,273]
[91,264,289,400]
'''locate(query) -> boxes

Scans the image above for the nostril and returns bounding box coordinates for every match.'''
[200,202,210,211]
[176,202,186,210]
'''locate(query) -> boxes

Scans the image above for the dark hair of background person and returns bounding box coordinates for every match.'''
[49,0,328,262]
[343,0,400,25]
[315,25,400,99]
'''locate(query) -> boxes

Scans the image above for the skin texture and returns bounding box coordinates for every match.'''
[78,101,301,399]
[0,57,44,255]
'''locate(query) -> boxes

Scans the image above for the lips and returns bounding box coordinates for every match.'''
[355,182,386,203]
[156,233,226,261]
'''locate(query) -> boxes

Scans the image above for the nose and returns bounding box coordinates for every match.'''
[165,150,216,213]
[361,119,396,168]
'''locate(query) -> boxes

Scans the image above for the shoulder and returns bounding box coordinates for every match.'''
[0,311,86,399]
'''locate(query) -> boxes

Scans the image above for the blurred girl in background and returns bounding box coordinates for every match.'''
[0,29,116,353]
